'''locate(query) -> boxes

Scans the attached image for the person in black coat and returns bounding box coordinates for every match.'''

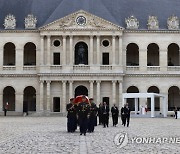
[77,96,90,136]
[111,104,119,127]
[124,103,131,127]
[98,103,103,125]
[88,98,98,132]
[102,102,109,128]
[174,106,178,119]
[66,98,77,132]
[121,104,126,125]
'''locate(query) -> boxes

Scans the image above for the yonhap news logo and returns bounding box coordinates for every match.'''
[114,132,128,148]
[114,132,180,148]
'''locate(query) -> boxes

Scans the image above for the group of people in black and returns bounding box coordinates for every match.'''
[66,96,98,136]
[66,95,131,136]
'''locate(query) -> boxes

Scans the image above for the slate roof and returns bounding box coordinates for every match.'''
[1,0,180,30]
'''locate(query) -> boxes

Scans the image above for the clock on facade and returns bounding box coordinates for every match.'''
[76,16,86,26]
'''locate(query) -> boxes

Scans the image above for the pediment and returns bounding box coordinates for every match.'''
[39,10,124,31]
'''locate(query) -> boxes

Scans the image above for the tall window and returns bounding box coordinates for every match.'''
[147,43,159,66]
[168,43,179,66]
[126,43,139,66]
[24,42,36,66]
[75,42,88,65]
[4,42,16,66]
[53,53,60,65]
[102,53,109,65]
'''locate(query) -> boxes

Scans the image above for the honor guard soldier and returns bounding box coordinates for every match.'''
[77,96,90,136]
[88,98,98,132]
[66,98,77,132]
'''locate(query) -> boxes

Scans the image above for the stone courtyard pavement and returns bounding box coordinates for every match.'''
[0,116,180,154]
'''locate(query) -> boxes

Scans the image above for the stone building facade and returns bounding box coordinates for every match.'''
[0,0,180,115]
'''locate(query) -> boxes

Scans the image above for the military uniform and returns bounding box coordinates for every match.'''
[66,102,77,132]
[77,102,90,135]
[88,102,98,132]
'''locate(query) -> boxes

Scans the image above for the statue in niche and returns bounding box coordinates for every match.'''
[77,44,86,64]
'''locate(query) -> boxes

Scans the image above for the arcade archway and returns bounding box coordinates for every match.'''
[127,86,139,110]
[3,86,15,111]
[23,86,36,111]
[75,85,88,97]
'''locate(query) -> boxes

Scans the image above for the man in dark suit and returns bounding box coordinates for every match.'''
[77,96,90,136]
[102,102,109,128]
[66,98,77,132]
[111,104,119,127]
[174,106,178,119]
[88,98,98,132]
[98,102,103,125]
[121,104,126,125]
[124,103,131,127]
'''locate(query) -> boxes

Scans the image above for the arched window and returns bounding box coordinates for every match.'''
[147,43,159,66]
[127,86,139,110]
[3,86,15,111]
[3,42,15,66]
[23,86,36,111]
[126,43,139,66]
[75,85,88,97]
[168,43,179,66]
[147,86,160,111]
[75,42,88,65]
[168,86,180,111]
[24,42,36,66]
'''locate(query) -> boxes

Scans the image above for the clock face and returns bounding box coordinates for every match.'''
[76,16,86,26]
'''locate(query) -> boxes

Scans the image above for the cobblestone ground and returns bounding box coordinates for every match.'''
[0,116,180,154]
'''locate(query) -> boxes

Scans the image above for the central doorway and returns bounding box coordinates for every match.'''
[75,85,88,97]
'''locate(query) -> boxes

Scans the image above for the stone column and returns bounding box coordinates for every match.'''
[69,36,73,65]
[40,36,44,66]
[89,80,94,99]
[118,81,123,109]
[112,36,116,65]
[62,81,67,113]
[139,48,147,72]
[46,81,51,111]
[112,80,117,105]
[0,93,3,112]
[16,93,23,112]
[89,36,94,65]
[123,47,127,70]
[163,96,168,117]
[151,96,155,117]
[62,36,67,65]
[96,36,100,65]
[16,48,23,71]
[135,98,138,114]
[0,45,3,70]
[69,81,73,99]
[96,81,101,104]
[119,36,123,68]
[160,49,167,72]
[47,36,51,66]
[39,80,44,111]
